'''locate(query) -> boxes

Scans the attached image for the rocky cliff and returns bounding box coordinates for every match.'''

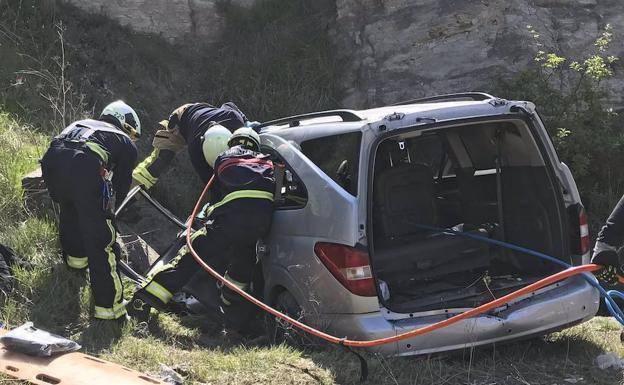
[65,0,624,108]
[65,0,254,42]
[332,0,624,108]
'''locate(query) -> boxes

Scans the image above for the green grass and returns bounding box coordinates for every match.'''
[1,109,623,385]
[0,3,623,380]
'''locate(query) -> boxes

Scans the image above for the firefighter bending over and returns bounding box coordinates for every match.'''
[128,126,275,333]
[41,101,140,322]
[132,102,254,189]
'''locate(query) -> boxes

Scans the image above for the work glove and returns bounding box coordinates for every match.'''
[591,243,624,285]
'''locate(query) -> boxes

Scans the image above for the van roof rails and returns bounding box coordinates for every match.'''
[391,92,496,106]
[258,110,363,129]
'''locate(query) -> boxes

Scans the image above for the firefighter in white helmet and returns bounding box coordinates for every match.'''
[129,126,275,334]
[40,100,140,322]
[132,102,257,190]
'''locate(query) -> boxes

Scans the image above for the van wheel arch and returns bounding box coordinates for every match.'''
[265,287,309,347]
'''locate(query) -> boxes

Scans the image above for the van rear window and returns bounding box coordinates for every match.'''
[300,132,362,196]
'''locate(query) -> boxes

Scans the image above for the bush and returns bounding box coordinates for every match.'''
[495,25,623,235]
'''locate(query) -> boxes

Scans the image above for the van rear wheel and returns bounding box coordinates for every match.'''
[266,290,311,348]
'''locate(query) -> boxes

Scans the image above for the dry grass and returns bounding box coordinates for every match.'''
[0,107,623,385]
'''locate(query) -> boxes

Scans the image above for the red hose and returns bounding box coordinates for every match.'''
[186,177,601,348]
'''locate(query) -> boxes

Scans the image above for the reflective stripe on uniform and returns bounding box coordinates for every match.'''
[144,280,173,304]
[140,228,208,304]
[133,167,158,189]
[105,219,124,310]
[85,141,109,164]
[132,149,160,189]
[94,302,127,320]
[220,273,249,306]
[205,190,274,217]
[66,255,88,269]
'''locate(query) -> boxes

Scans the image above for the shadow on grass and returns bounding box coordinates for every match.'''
[302,330,621,385]
[24,261,125,354]
[29,262,86,334]
[141,310,269,352]
[80,319,124,353]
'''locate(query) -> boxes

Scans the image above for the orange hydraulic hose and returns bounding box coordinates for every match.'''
[186,176,602,348]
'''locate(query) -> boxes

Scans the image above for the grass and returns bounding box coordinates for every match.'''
[0,108,623,384]
[0,1,623,383]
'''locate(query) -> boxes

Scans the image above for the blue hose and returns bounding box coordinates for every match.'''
[411,224,624,325]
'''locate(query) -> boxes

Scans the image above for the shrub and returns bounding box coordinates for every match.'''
[496,25,623,234]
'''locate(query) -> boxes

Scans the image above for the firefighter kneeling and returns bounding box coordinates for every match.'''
[128,125,275,334]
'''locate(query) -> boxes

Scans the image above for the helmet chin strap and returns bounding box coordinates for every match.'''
[122,123,139,139]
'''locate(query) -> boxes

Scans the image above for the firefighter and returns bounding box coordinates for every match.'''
[128,126,275,333]
[132,102,254,189]
[40,100,140,322]
[592,198,624,285]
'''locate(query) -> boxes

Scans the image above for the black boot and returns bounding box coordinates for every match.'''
[126,291,159,323]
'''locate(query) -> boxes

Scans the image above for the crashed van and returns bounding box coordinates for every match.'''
[255,92,599,356]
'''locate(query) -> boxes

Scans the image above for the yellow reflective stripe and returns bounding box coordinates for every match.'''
[220,293,231,306]
[85,141,109,164]
[140,228,208,304]
[105,219,124,307]
[141,148,160,169]
[133,150,160,188]
[94,303,127,320]
[66,255,88,269]
[144,280,173,304]
[220,273,248,307]
[205,190,274,217]
[132,167,157,189]
[145,228,207,280]
[224,273,249,291]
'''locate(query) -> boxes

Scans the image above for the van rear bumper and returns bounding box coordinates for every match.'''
[316,276,599,356]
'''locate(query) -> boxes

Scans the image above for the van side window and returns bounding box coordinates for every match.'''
[300,132,362,196]
[261,146,308,209]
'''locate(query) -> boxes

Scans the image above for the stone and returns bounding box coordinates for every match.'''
[64,0,227,43]
[62,0,624,110]
[21,167,53,215]
[332,0,624,108]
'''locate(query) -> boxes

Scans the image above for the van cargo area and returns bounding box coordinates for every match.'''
[371,120,569,314]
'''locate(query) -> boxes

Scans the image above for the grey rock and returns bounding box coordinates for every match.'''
[65,0,624,109]
[64,0,227,43]
[21,167,53,215]
[332,0,624,108]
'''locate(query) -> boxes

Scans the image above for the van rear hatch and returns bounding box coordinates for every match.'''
[368,118,571,314]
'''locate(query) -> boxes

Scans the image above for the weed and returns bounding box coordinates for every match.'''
[495,25,623,234]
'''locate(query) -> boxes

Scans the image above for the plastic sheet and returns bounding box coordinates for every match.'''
[0,322,81,357]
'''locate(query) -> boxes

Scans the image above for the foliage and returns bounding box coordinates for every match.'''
[496,25,623,232]
[210,0,341,120]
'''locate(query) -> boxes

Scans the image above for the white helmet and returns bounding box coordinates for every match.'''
[228,126,261,152]
[100,100,141,138]
[202,124,232,167]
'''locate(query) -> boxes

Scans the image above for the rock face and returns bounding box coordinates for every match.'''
[64,0,254,42]
[65,0,624,107]
[332,0,624,108]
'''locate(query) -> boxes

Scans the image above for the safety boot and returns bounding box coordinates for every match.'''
[126,291,160,323]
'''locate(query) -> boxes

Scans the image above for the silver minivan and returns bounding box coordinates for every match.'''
[256,93,598,356]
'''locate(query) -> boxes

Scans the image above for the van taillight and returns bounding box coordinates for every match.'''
[579,208,590,255]
[314,242,377,297]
